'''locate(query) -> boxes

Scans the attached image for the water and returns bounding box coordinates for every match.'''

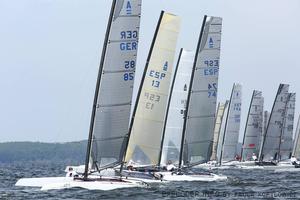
[1,162,300,199]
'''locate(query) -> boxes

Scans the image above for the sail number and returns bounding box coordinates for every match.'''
[204,67,218,76]
[204,60,219,67]
[149,62,168,88]
[234,103,241,111]
[120,41,137,51]
[208,83,217,98]
[203,60,219,76]
[120,31,138,39]
[144,92,160,110]
[123,60,135,81]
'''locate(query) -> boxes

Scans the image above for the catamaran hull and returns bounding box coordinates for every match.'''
[158,172,227,182]
[15,176,146,191]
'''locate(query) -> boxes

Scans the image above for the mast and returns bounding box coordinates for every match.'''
[240,90,255,160]
[178,15,207,169]
[83,0,116,179]
[158,48,183,166]
[219,84,235,165]
[120,11,165,171]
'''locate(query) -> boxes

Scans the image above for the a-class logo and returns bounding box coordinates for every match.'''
[126,1,132,15]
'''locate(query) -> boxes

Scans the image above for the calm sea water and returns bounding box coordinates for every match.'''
[1,162,300,200]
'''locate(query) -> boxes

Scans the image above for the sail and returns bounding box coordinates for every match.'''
[260,84,289,161]
[210,102,226,161]
[124,12,181,165]
[258,110,269,158]
[221,83,242,162]
[181,16,223,166]
[293,115,300,159]
[84,0,142,171]
[279,93,296,160]
[241,90,264,161]
[160,49,194,165]
[216,101,229,163]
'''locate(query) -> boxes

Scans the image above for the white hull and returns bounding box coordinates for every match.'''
[158,172,227,182]
[260,163,294,170]
[15,176,146,191]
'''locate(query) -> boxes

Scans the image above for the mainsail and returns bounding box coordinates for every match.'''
[216,101,229,163]
[160,49,194,165]
[124,11,181,165]
[84,0,142,176]
[241,90,264,161]
[293,115,300,159]
[259,84,289,161]
[279,93,296,161]
[210,102,226,161]
[179,16,223,167]
[220,83,242,162]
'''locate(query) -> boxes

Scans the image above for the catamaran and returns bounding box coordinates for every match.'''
[159,16,226,181]
[256,84,296,169]
[120,11,189,182]
[16,0,146,190]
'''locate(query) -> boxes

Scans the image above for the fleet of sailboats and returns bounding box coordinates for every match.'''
[15,0,300,191]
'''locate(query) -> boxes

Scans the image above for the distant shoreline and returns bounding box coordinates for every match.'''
[0,140,87,163]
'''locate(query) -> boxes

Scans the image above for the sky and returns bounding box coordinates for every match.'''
[1,0,300,142]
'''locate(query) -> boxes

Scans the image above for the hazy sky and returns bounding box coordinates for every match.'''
[1,0,300,142]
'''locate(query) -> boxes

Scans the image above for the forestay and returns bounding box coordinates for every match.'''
[279,93,296,161]
[241,90,264,161]
[221,83,242,162]
[125,12,181,165]
[87,0,142,170]
[161,49,194,165]
[210,102,226,161]
[182,16,223,166]
[259,84,289,161]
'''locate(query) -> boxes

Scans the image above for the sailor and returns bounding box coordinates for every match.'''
[66,167,78,177]
[252,153,258,161]
[166,160,176,171]
[290,156,298,165]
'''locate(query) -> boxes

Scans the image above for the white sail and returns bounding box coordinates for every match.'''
[279,93,296,161]
[124,12,181,165]
[182,16,223,166]
[260,84,289,161]
[216,101,229,163]
[258,110,269,158]
[293,115,300,159]
[161,49,194,165]
[210,102,226,161]
[221,83,242,162]
[86,0,142,171]
[241,90,264,161]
